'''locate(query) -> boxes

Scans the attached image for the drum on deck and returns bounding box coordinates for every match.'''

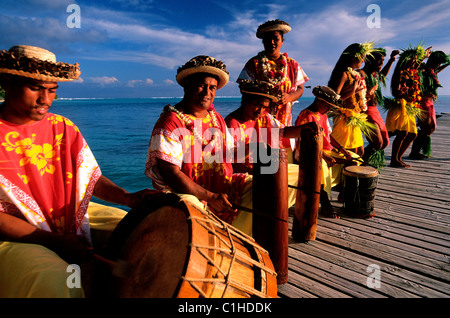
[342,165,379,218]
[104,194,277,298]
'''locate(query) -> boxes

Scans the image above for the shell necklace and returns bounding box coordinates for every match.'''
[169,105,221,146]
[258,51,288,86]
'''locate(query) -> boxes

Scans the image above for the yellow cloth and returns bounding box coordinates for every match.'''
[385,99,418,134]
[330,114,364,149]
[0,202,127,298]
[322,149,360,198]
[232,164,298,237]
[0,241,84,298]
[179,166,298,237]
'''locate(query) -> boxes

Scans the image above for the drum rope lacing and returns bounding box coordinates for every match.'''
[181,209,276,298]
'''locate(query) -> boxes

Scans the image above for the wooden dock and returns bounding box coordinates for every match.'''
[278,113,450,298]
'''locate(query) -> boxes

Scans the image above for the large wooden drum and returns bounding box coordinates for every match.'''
[104,194,277,298]
[343,165,379,218]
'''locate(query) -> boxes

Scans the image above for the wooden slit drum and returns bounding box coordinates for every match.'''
[293,127,323,242]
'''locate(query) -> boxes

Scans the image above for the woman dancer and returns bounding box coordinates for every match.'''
[327,42,377,157]
[359,48,400,169]
[385,44,431,168]
[409,50,450,159]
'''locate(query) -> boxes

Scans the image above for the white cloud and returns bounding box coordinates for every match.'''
[89,76,119,86]
[126,78,154,87]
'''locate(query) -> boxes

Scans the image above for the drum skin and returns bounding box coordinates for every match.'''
[105,194,277,298]
[343,166,379,218]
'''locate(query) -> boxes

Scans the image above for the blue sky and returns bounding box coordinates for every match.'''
[1,0,449,98]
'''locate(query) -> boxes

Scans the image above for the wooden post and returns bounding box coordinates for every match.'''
[253,144,289,285]
[293,126,323,242]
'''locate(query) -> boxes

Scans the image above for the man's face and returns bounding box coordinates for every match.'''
[184,75,218,112]
[243,95,271,121]
[374,55,385,72]
[3,78,58,125]
[262,31,284,57]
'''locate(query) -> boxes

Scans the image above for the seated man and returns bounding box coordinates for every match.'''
[225,80,319,232]
[294,86,355,218]
[145,55,250,231]
[0,45,156,297]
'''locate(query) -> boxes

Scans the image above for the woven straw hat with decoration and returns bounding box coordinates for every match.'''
[0,45,81,82]
[256,19,291,39]
[239,79,283,102]
[176,55,229,89]
[312,85,343,108]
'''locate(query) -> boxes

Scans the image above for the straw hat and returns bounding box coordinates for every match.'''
[176,55,229,89]
[312,86,343,108]
[256,19,291,39]
[239,79,282,102]
[0,45,81,82]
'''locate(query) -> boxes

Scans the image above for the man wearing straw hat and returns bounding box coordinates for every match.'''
[0,45,156,297]
[225,79,320,234]
[145,55,252,231]
[294,86,356,218]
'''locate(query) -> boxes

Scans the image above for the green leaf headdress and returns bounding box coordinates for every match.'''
[344,41,379,60]
[398,43,427,69]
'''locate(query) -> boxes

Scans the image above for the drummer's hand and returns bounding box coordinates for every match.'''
[207,193,238,222]
[341,148,353,160]
[323,153,336,168]
[56,234,92,264]
[126,188,164,210]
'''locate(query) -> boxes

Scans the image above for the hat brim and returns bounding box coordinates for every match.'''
[316,96,341,108]
[241,90,279,102]
[256,25,291,39]
[176,66,229,89]
[0,68,80,82]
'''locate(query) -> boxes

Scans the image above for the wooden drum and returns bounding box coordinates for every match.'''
[104,194,277,298]
[343,165,379,218]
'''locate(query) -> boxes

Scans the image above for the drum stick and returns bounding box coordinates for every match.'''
[92,253,130,278]
[232,204,288,223]
[288,184,321,195]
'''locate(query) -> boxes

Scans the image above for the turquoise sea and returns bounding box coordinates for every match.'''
[51,96,450,209]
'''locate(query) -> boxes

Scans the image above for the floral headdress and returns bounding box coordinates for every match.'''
[398,43,427,69]
[176,55,229,89]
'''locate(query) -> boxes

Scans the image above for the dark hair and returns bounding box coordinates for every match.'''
[328,43,361,90]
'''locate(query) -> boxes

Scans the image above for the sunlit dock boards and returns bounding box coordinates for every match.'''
[278,114,450,298]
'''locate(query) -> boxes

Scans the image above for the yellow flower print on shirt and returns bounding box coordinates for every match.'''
[48,114,80,132]
[2,131,63,176]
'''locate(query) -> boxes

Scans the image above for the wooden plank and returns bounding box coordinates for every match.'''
[280,114,450,298]
[291,240,450,297]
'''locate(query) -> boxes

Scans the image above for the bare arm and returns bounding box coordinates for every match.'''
[0,212,90,263]
[381,50,400,77]
[280,84,304,105]
[156,159,236,214]
[93,175,158,210]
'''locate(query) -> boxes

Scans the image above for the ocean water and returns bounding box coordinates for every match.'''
[51,96,450,208]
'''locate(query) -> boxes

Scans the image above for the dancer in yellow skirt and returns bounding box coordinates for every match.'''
[384,44,431,168]
[295,86,359,218]
[327,43,378,157]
